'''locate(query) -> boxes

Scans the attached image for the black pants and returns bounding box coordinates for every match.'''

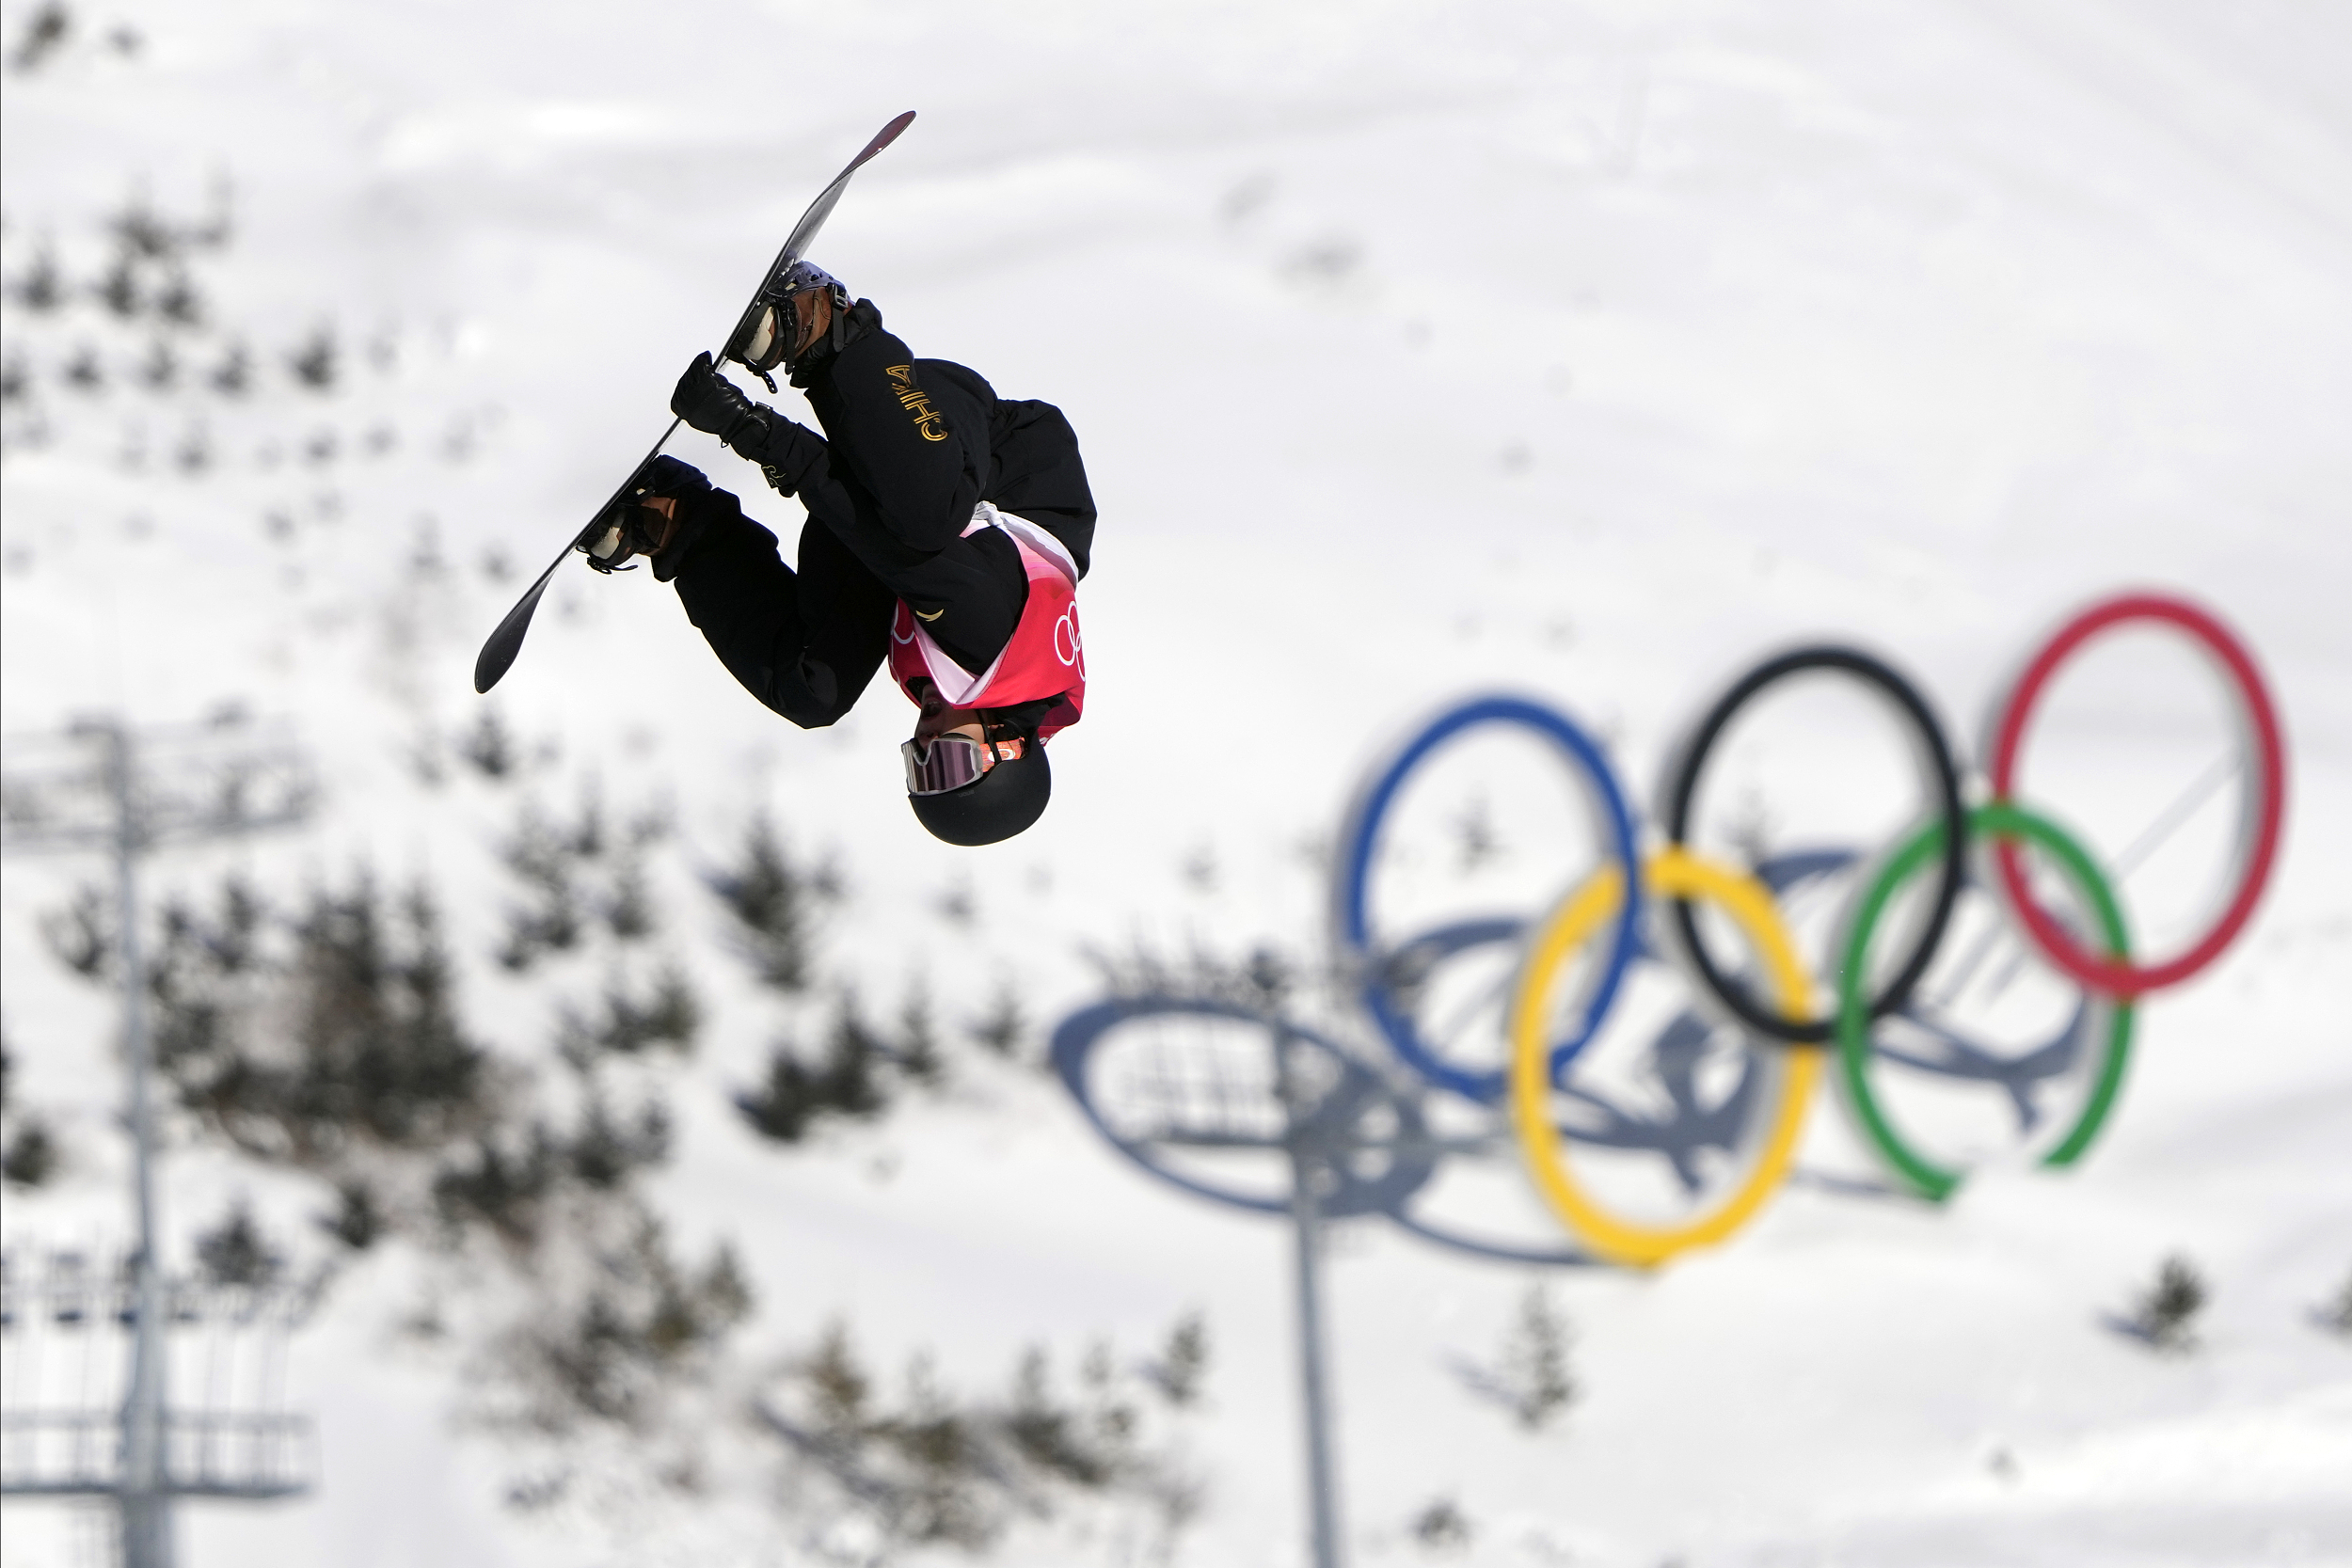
[671,326,1028,728]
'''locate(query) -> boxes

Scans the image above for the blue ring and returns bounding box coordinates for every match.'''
[1334,694,1642,1102]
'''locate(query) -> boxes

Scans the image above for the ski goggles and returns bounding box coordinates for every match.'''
[901,732,1025,796]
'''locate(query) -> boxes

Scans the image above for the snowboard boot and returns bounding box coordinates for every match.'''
[580,454,711,581]
[727,261,872,390]
[580,498,675,576]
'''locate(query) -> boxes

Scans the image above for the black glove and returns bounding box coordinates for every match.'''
[671,353,771,451]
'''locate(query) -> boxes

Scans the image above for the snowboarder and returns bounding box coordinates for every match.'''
[587,262,1094,846]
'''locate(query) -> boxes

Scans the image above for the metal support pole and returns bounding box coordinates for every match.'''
[3,712,317,1539]
[103,723,174,1568]
[1277,1022,1343,1568]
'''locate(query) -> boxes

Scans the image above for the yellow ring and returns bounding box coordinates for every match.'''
[1508,847,1822,1267]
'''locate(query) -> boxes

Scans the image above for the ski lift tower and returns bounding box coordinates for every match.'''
[1,713,318,1568]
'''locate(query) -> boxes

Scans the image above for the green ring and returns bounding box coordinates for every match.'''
[1836,802,2135,1202]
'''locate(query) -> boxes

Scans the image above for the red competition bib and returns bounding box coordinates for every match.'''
[888,503,1086,740]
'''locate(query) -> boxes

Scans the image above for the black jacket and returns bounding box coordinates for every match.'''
[669,323,1094,730]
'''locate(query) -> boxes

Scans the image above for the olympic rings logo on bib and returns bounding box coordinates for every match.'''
[1053,589,2284,1270]
[1054,606,1084,674]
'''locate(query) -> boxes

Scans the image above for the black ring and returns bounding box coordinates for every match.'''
[1661,645,1967,1045]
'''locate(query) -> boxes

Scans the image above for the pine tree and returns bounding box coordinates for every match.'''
[734,1005,891,1145]
[805,1320,871,1443]
[1499,1281,1575,1430]
[1007,1345,1107,1485]
[2,1116,57,1188]
[708,816,817,991]
[968,984,1027,1060]
[897,986,943,1085]
[1153,1309,1209,1407]
[2325,1270,2352,1338]
[195,1198,282,1287]
[1410,1496,1473,1552]
[2129,1254,2208,1353]
[456,708,516,778]
[497,802,585,970]
[317,1177,381,1250]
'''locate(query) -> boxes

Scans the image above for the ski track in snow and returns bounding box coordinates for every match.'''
[4,0,2349,1564]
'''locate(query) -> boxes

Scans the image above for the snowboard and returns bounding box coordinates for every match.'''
[472,110,917,695]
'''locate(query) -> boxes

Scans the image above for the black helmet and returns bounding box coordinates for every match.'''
[908,736,1051,846]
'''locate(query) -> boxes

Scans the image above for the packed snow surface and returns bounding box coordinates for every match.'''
[4,0,2349,1564]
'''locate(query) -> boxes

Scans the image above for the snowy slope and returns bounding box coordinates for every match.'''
[4,0,2350,1564]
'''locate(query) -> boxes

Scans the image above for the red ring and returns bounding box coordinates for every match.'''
[1989,593,2286,996]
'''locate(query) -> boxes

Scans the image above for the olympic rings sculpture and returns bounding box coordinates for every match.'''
[1055,590,2286,1271]
[1345,589,2285,1263]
